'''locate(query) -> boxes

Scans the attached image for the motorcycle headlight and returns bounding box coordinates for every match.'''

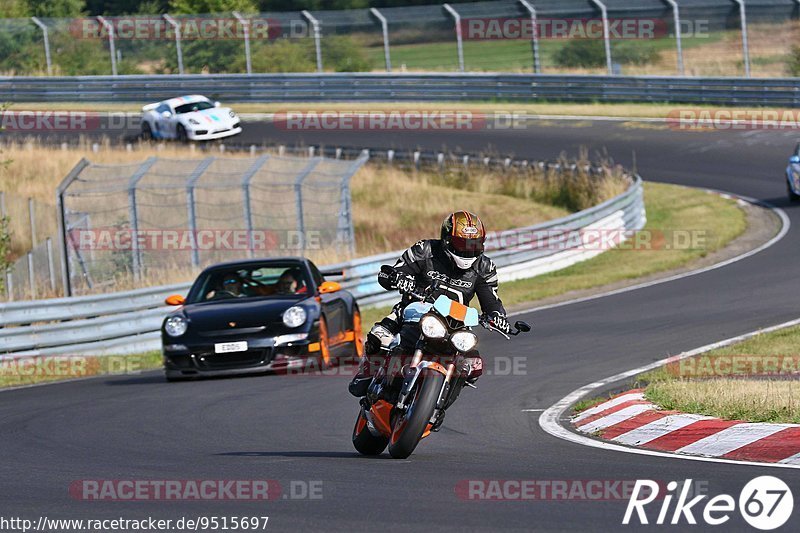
[283,306,307,328]
[451,331,478,352]
[164,316,188,337]
[421,315,447,339]
[188,118,200,125]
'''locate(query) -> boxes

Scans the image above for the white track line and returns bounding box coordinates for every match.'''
[573,392,645,423]
[539,315,800,470]
[578,404,653,433]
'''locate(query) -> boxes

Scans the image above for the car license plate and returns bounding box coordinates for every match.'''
[214,341,248,354]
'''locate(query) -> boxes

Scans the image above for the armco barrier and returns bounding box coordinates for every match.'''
[1,73,800,107]
[0,177,644,358]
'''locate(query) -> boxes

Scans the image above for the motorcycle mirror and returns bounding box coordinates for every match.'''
[514,321,532,333]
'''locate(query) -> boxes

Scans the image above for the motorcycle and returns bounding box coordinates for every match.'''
[352,266,531,459]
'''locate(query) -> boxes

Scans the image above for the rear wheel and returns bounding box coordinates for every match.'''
[388,368,444,459]
[352,407,389,455]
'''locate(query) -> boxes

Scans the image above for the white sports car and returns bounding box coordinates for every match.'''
[140,95,242,142]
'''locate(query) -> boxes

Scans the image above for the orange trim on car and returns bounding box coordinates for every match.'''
[308,342,321,352]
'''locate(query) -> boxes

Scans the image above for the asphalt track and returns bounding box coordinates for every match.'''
[2,118,800,531]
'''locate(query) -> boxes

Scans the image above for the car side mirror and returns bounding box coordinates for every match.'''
[790,155,800,164]
[214,101,221,108]
[165,294,185,306]
[514,321,531,333]
[161,110,172,118]
[318,281,341,294]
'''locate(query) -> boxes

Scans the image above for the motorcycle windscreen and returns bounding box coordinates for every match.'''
[433,295,479,327]
[403,302,433,323]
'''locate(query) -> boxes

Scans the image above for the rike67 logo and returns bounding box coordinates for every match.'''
[623,477,793,530]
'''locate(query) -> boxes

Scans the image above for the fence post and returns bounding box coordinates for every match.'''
[6,271,12,301]
[663,0,684,75]
[31,17,52,76]
[27,252,35,299]
[55,158,90,297]
[443,4,465,72]
[302,11,323,73]
[370,8,392,72]
[46,237,56,293]
[163,14,184,75]
[293,158,322,250]
[589,0,613,75]
[233,11,253,75]
[0,191,5,217]
[97,16,118,76]
[186,157,215,268]
[732,0,750,77]
[28,197,37,248]
[240,155,270,257]
[127,158,158,281]
[338,151,369,255]
[518,0,541,74]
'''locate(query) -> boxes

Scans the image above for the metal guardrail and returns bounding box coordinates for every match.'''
[0,176,644,358]
[1,73,800,107]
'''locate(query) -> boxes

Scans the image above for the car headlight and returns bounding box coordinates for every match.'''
[164,316,188,337]
[188,118,200,125]
[283,306,307,328]
[451,331,478,352]
[421,315,447,339]
[229,110,236,118]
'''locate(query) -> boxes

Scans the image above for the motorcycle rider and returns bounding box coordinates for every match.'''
[348,210,510,398]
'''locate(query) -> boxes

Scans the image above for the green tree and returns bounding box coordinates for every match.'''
[169,0,257,14]
[27,0,84,17]
[0,0,29,17]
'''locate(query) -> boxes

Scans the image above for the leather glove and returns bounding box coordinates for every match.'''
[395,274,417,294]
[489,311,510,334]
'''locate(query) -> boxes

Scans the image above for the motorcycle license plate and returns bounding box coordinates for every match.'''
[214,341,248,354]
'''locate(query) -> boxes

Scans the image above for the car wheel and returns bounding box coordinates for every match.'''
[351,306,364,364]
[788,180,800,203]
[176,124,188,143]
[141,122,153,141]
[318,315,332,369]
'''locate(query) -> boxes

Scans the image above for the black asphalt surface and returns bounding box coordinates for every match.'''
[2,118,800,531]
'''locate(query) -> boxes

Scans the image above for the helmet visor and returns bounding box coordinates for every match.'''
[450,236,484,258]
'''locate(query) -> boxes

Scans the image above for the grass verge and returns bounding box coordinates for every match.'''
[364,181,747,326]
[0,351,162,389]
[637,325,800,423]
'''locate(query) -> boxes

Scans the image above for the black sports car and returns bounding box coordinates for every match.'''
[161,257,364,380]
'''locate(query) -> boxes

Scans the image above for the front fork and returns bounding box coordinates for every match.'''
[396,348,455,424]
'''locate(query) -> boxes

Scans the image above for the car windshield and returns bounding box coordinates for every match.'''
[174,101,214,114]
[188,264,311,303]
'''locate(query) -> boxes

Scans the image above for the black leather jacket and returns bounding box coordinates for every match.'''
[378,239,506,316]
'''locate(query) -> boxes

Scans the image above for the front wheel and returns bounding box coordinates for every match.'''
[352,407,389,455]
[388,368,445,459]
[176,124,189,143]
[788,180,800,203]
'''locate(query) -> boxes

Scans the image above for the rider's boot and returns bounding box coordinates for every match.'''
[348,319,398,397]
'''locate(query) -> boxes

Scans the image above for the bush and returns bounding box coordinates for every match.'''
[787,45,800,77]
[553,39,606,68]
[613,41,659,66]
